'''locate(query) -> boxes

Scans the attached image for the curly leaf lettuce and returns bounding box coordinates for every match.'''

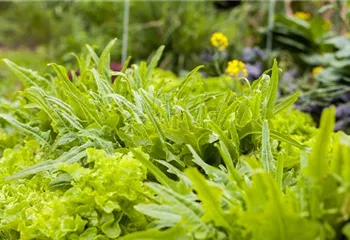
[0,148,150,239]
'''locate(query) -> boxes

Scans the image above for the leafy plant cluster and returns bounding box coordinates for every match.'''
[270,14,350,133]
[0,40,349,239]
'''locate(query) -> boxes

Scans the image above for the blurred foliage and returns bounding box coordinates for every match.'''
[272,14,333,54]
[0,1,265,73]
[265,8,350,133]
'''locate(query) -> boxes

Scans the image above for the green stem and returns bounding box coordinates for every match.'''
[213,52,223,76]
[122,0,130,64]
[266,0,276,55]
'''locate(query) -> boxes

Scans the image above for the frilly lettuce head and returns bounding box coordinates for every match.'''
[0,145,149,239]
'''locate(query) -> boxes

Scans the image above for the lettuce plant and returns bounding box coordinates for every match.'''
[0,40,349,239]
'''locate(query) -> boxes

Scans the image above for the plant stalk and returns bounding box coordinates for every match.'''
[122,0,130,64]
[266,0,276,56]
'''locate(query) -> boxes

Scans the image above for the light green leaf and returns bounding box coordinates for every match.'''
[274,92,300,115]
[146,45,165,82]
[306,106,335,179]
[266,59,279,118]
[0,113,50,147]
[186,168,232,231]
[97,38,117,75]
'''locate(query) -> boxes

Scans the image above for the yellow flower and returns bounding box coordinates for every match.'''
[226,60,248,78]
[346,32,350,38]
[210,32,228,51]
[312,66,324,76]
[294,11,311,21]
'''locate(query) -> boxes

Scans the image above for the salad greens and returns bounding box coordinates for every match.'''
[0,40,349,239]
